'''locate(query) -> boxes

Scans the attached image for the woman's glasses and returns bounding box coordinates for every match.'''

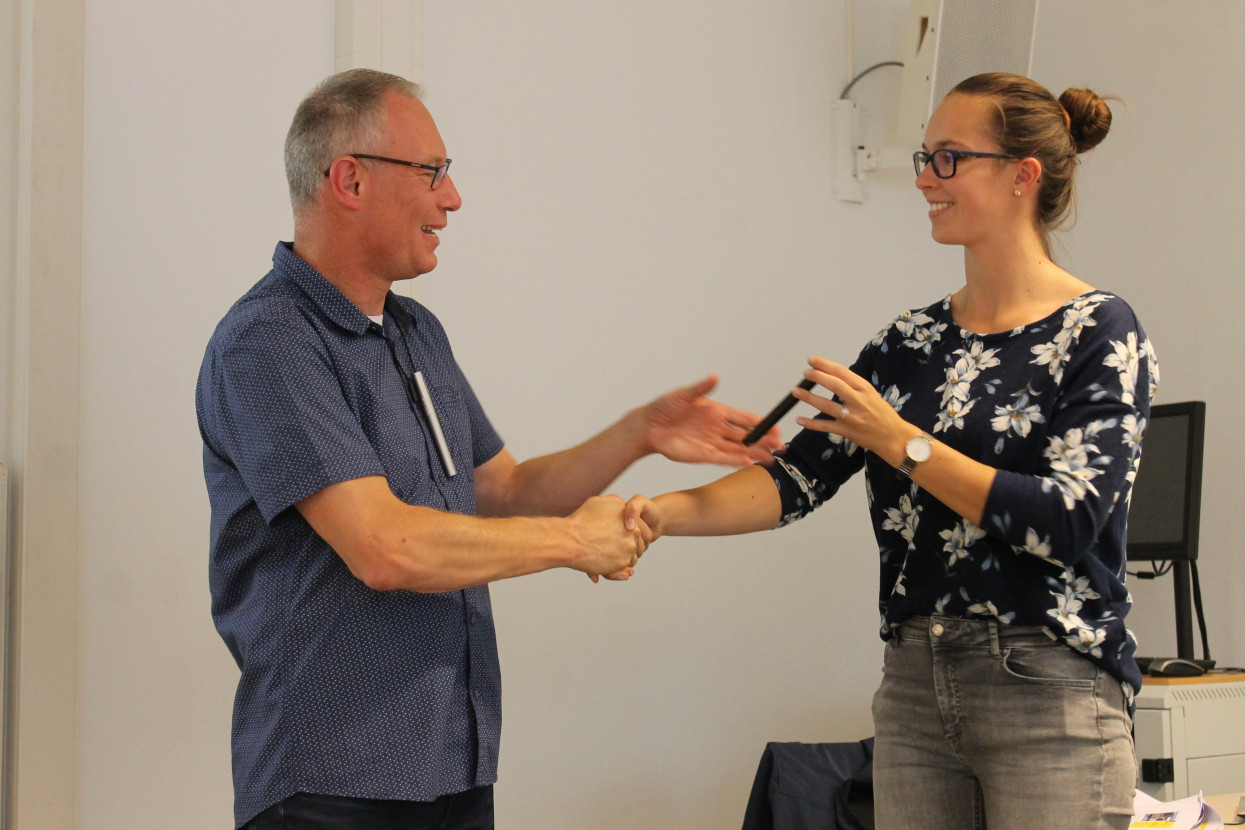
[913,149,1020,179]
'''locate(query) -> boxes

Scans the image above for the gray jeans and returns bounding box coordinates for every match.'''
[871,615,1136,830]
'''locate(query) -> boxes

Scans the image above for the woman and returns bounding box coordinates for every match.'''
[627,73,1156,829]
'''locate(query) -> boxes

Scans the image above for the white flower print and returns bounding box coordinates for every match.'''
[1143,337,1160,399]
[963,339,1002,372]
[934,397,976,434]
[1063,569,1102,604]
[1030,341,1062,376]
[1046,568,1104,643]
[939,377,972,411]
[1015,528,1055,561]
[819,430,858,460]
[1047,597,1084,633]
[1042,420,1116,509]
[890,307,949,356]
[936,342,998,406]
[905,321,947,356]
[894,309,935,338]
[991,394,1045,439]
[882,492,922,551]
[1030,294,1107,385]
[774,457,821,527]
[931,340,1004,436]
[1104,332,1141,406]
[880,384,911,413]
[940,519,986,566]
[1065,625,1107,658]
[1121,413,1145,454]
[965,597,1016,623]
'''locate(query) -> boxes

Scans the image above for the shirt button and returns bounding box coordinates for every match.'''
[469,614,479,626]
[472,688,481,701]
[438,475,448,484]
[931,623,945,637]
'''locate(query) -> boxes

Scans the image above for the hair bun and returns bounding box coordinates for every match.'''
[1058,88,1112,153]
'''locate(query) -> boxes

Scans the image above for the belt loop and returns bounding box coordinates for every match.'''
[988,619,1001,656]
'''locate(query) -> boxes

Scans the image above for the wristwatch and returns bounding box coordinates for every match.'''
[898,432,934,478]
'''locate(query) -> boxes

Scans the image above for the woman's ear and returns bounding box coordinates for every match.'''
[1015,157,1042,193]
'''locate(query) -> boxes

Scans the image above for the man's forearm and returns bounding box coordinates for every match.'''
[475,375,782,519]
[482,407,651,518]
[297,477,645,592]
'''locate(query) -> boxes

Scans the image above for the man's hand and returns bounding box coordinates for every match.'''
[565,495,653,583]
[637,375,784,466]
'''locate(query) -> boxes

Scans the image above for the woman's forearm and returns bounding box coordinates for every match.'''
[656,464,783,537]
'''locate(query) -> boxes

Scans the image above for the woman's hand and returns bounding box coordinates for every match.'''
[622,494,665,543]
[790,356,910,467]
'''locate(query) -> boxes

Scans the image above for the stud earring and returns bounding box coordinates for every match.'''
[1014,189,1021,196]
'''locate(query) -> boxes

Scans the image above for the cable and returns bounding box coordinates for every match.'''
[1128,560,1172,579]
[1126,560,1215,663]
[839,60,904,99]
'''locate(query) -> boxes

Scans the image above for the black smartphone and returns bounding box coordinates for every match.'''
[742,379,816,446]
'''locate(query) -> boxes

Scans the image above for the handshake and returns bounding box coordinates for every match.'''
[549,370,797,584]
[565,493,665,584]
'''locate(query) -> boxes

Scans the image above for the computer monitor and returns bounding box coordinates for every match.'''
[1126,401,1207,662]
[1127,401,1205,563]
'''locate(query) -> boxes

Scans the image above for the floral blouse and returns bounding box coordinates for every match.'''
[768,292,1158,707]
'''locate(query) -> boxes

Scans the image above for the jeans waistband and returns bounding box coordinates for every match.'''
[895,615,1060,654]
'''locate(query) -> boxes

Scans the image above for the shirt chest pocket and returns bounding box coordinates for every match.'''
[371,377,431,491]
[425,382,471,478]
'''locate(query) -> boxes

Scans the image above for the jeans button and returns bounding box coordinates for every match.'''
[931,623,945,637]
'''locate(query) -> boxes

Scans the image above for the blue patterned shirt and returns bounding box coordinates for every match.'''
[197,242,506,827]
[769,292,1157,708]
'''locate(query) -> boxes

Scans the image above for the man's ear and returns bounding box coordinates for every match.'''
[325,156,365,209]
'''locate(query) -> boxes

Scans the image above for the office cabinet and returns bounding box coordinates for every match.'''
[1134,676,1245,800]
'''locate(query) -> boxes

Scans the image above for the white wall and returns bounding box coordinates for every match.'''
[46,2,1245,828]
[76,2,334,825]
[1028,3,1245,665]
[417,5,907,828]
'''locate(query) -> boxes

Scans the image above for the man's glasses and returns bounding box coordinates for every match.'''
[913,149,1020,179]
[324,154,453,189]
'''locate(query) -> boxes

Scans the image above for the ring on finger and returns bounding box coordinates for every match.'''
[839,403,850,419]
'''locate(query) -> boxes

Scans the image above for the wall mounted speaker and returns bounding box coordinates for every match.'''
[893,0,1039,146]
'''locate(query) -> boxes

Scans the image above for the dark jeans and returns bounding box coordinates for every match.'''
[243,787,494,830]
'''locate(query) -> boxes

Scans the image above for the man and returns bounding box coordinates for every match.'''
[196,68,780,830]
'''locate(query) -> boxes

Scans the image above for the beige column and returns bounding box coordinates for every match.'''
[5,0,85,827]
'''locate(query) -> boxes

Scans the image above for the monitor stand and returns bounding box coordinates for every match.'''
[1135,561,1216,672]
[1135,656,1217,673]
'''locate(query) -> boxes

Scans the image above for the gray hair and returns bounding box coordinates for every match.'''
[284,68,423,212]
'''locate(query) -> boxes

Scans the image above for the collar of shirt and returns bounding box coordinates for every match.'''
[274,241,417,336]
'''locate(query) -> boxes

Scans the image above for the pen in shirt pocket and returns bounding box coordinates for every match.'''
[411,371,457,478]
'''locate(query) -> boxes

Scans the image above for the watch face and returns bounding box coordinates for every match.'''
[906,435,933,463]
